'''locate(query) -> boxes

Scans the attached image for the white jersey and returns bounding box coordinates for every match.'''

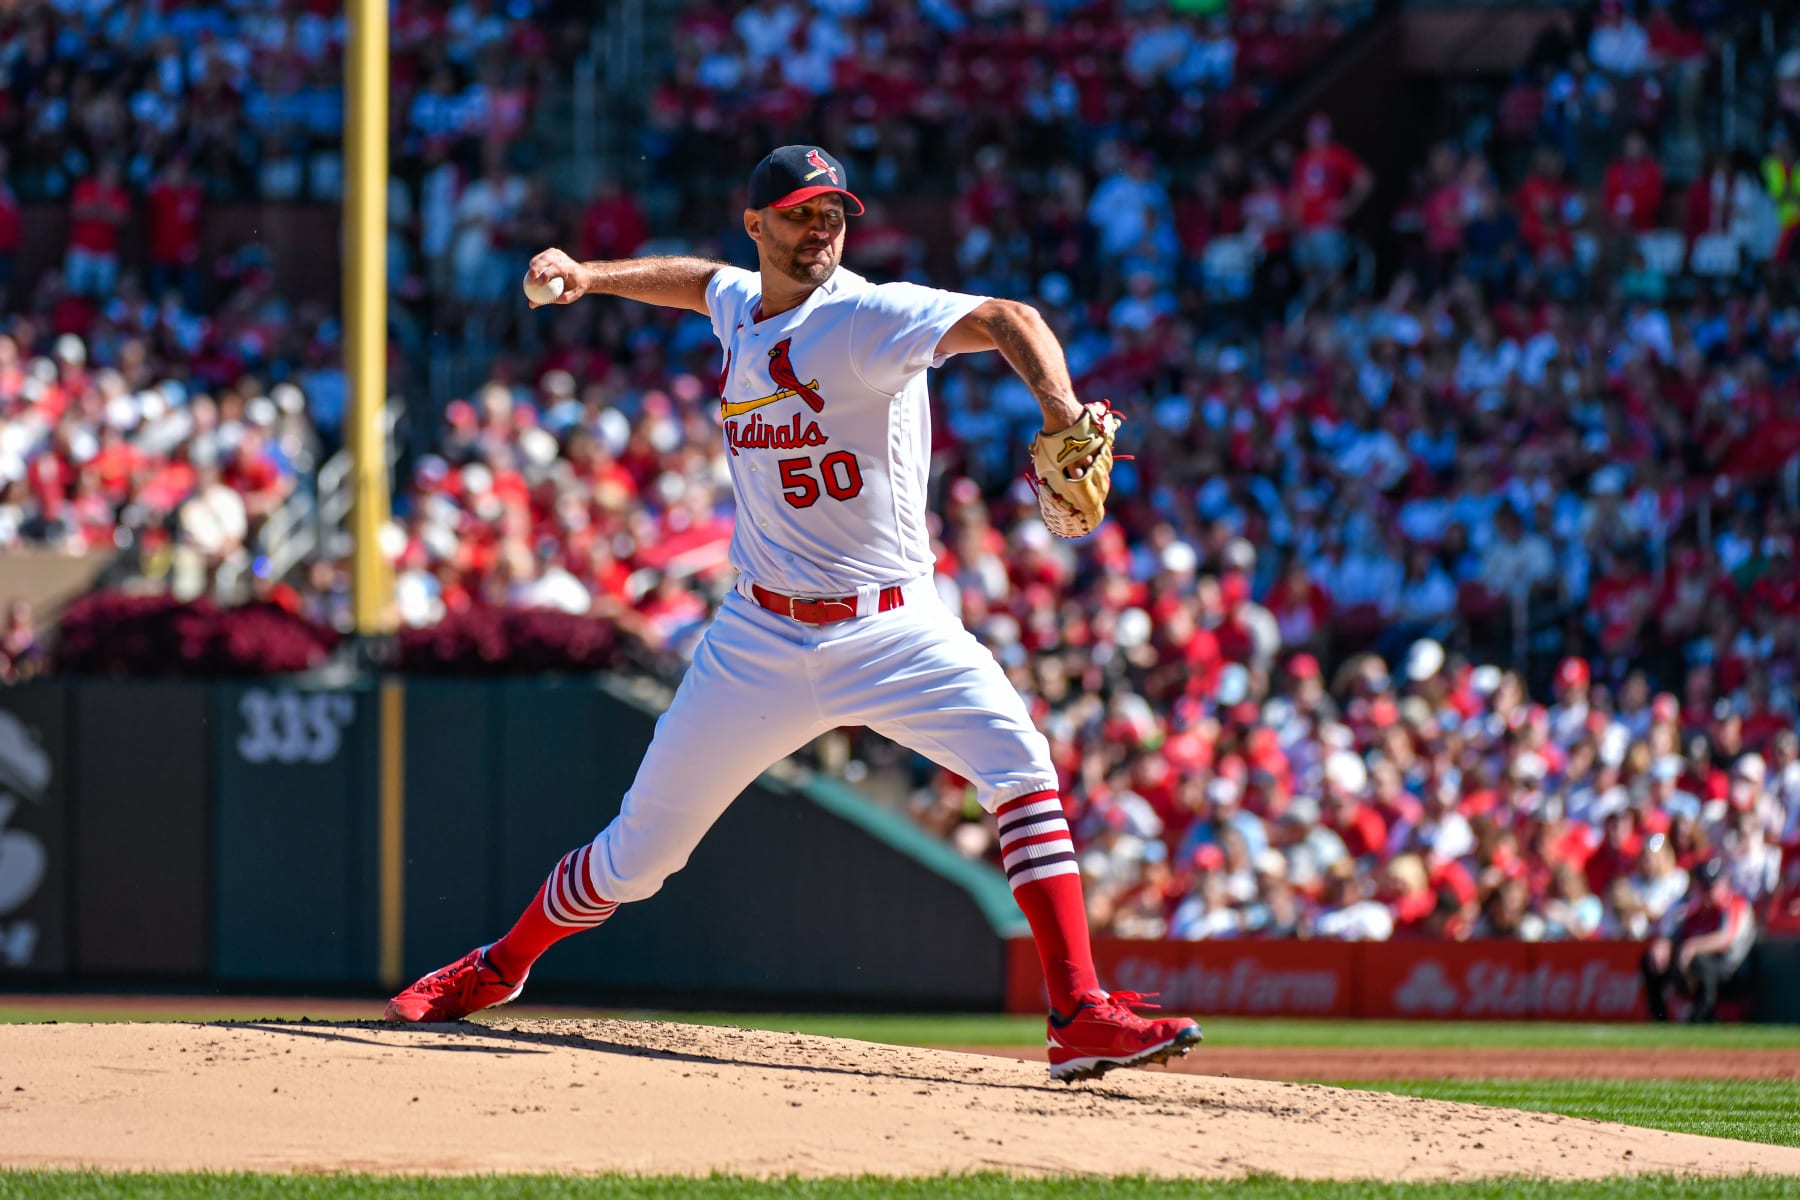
[704,264,986,595]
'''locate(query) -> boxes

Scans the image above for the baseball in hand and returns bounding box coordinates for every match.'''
[523,274,566,305]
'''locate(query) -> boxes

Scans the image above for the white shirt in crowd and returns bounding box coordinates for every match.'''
[1481,530,1556,597]
[734,1,803,64]
[1589,16,1652,77]
[1312,900,1395,942]
[1168,895,1245,940]
[1628,866,1689,922]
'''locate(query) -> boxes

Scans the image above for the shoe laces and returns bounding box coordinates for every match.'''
[1104,990,1161,1010]
[428,951,498,1007]
[1088,990,1162,1022]
[1058,989,1163,1025]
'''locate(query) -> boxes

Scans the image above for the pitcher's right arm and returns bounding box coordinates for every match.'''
[525,248,723,315]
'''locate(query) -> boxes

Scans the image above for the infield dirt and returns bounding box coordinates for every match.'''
[3,1019,1798,1180]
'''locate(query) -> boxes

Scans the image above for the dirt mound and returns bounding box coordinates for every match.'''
[2,1019,1796,1180]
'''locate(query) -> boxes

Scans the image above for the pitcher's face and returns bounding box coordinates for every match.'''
[748,197,846,286]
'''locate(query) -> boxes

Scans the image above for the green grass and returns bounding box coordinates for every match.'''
[1334,1078,1800,1149]
[1,1174,1797,1200]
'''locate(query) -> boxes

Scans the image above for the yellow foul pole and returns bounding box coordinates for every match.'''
[346,0,393,635]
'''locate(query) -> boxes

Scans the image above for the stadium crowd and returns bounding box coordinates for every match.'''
[1,0,1798,960]
[645,0,1373,230]
[0,255,327,599]
[0,0,565,205]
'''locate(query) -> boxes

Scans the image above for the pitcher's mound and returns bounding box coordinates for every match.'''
[2,1018,1796,1180]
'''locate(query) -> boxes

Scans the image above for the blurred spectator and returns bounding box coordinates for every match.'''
[1764,130,1800,262]
[146,157,203,308]
[1626,831,1689,924]
[1087,148,1175,266]
[1289,112,1371,275]
[1640,858,1755,1022]
[452,152,527,304]
[1587,0,1652,77]
[1602,129,1663,234]
[66,161,130,297]
[175,462,250,593]
[579,179,649,263]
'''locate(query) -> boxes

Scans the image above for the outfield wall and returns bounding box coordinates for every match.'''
[1007,937,1800,1022]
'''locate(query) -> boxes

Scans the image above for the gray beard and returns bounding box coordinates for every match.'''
[777,245,838,286]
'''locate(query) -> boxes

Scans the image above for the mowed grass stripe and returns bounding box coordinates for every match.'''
[1331,1079,1800,1149]
[3,1173,1799,1200]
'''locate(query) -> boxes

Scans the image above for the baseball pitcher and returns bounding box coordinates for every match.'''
[386,146,1201,1082]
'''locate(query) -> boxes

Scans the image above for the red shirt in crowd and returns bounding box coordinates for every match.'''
[147,179,203,265]
[1291,142,1364,230]
[1515,171,1574,257]
[1430,857,1479,909]
[1676,890,1752,947]
[1329,801,1389,859]
[1603,156,1664,232]
[69,176,129,255]
[579,192,647,262]
[1746,565,1800,616]
[27,453,72,516]
[224,452,281,501]
[1589,565,1656,653]
[1743,706,1794,750]
[1264,573,1333,647]
[89,438,141,501]
[1422,179,1470,256]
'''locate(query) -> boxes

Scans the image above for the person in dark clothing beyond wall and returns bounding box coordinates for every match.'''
[1640,857,1755,1023]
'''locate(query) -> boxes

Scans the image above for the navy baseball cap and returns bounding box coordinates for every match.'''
[747,146,865,215]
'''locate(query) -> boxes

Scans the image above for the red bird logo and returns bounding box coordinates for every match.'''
[766,338,824,412]
[803,149,838,186]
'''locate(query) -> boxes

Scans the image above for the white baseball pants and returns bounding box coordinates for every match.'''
[586,574,1057,902]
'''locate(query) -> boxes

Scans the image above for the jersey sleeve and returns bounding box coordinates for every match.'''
[849,281,990,395]
[704,265,759,346]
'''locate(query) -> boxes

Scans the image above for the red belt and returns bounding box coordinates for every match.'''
[751,583,905,624]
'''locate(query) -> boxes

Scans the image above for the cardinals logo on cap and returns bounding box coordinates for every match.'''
[802,149,839,186]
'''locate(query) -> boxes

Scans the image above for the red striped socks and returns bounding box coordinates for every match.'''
[484,843,618,980]
[483,799,1099,1015]
[996,790,1098,1013]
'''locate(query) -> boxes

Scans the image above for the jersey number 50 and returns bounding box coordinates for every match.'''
[777,452,864,509]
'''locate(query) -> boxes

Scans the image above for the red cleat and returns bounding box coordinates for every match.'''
[383,947,527,1023]
[1046,989,1203,1082]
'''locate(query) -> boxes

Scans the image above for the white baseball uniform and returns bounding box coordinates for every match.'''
[584,265,1063,903]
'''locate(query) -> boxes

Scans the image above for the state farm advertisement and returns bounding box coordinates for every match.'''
[1006,939,1648,1020]
[1359,941,1646,1020]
